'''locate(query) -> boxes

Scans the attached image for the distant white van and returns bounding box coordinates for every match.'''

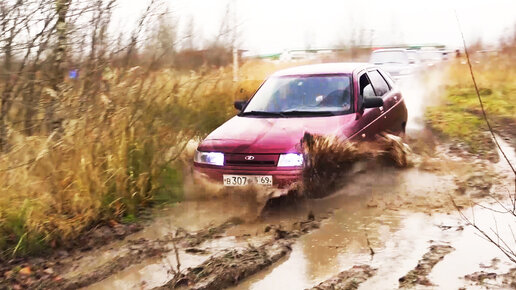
[369,48,421,81]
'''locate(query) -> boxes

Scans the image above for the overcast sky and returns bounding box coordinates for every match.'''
[115,0,516,54]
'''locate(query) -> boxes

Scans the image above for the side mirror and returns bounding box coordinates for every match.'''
[363,97,383,108]
[234,100,247,111]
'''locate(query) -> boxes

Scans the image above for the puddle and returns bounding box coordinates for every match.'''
[81,131,516,290]
[233,133,516,289]
[82,166,451,289]
[430,202,516,289]
[231,169,460,290]
[84,251,207,290]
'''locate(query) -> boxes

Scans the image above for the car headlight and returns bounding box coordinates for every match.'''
[194,150,224,166]
[277,153,303,167]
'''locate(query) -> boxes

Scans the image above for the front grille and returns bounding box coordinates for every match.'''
[225,154,278,167]
[225,160,276,166]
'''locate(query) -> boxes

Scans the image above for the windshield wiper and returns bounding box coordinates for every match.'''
[240,111,285,117]
[280,110,336,116]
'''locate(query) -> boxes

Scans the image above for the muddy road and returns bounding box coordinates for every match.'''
[16,131,511,290]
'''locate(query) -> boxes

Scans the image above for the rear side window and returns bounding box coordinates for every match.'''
[367,70,390,96]
[378,69,395,88]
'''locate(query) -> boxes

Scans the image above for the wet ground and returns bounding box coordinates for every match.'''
[53,131,512,290]
[2,143,514,290]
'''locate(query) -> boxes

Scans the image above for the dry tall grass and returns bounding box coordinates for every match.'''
[0,61,282,257]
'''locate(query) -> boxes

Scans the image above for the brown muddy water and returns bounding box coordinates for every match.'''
[81,124,516,289]
[85,163,515,289]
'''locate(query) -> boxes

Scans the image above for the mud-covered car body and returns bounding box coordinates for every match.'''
[193,63,407,193]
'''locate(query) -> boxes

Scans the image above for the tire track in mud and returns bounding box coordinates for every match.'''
[398,244,455,288]
[309,265,378,290]
[30,219,243,290]
[155,213,331,289]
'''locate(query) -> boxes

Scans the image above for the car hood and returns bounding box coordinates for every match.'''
[198,115,357,154]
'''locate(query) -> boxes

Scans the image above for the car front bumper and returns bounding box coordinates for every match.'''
[193,164,302,196]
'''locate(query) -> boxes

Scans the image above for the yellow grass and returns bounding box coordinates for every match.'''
[0,60,294,257]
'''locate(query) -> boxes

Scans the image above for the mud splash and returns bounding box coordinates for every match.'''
[301,132,412,198]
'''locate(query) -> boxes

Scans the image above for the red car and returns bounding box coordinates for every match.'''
[193,63,407,195]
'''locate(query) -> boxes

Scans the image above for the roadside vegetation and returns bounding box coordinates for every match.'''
[425,36,516,158]
[0,0,287,258]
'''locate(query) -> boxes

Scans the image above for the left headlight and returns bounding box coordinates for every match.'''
[277,153,303,167]
[194,150,224,166]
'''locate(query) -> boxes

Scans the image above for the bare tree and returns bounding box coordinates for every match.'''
[43,0,72,133]
[80,0,116,110]
[0,0,170,147]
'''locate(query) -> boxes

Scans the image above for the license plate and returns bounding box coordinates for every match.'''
[223,175,273,187]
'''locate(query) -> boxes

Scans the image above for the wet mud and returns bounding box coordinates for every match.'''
[2,125,515,290]
[310,265,377,290]
[157,240,293,290]
[398,244,455,288]
[301,133,413,198]
[464,267,516,288]
[156,212,330,290]
[1,219,242,290]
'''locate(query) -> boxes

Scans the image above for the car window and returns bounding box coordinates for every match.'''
[359,73,375,99]
[378,69,395,88]
[243,75,353,114]
[367,70,390,96]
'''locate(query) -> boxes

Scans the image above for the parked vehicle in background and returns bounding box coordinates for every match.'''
[369,48,421,81]
[193,63,408,197]
[418,50,445,67]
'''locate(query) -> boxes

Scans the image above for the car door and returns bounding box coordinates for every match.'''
[378,68,407,134]
[366,69,405,135]
[349,71,383,140]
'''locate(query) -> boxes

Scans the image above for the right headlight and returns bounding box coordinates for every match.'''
[277,153,303,167]
[194,150,224,166]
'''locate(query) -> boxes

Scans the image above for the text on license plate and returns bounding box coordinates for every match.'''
[223,175,273,186]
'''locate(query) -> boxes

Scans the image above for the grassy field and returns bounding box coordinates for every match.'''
[425,56,516,158]
[0,60,302,258]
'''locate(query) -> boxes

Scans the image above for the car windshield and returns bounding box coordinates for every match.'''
[242,75,352,116]
[370,51,408,65]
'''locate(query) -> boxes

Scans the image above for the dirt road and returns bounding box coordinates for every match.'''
[14,130,506,290]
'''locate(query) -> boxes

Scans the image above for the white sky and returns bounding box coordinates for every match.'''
[115,0,516,54]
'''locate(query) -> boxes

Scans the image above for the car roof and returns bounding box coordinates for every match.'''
[271,62,371,77]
